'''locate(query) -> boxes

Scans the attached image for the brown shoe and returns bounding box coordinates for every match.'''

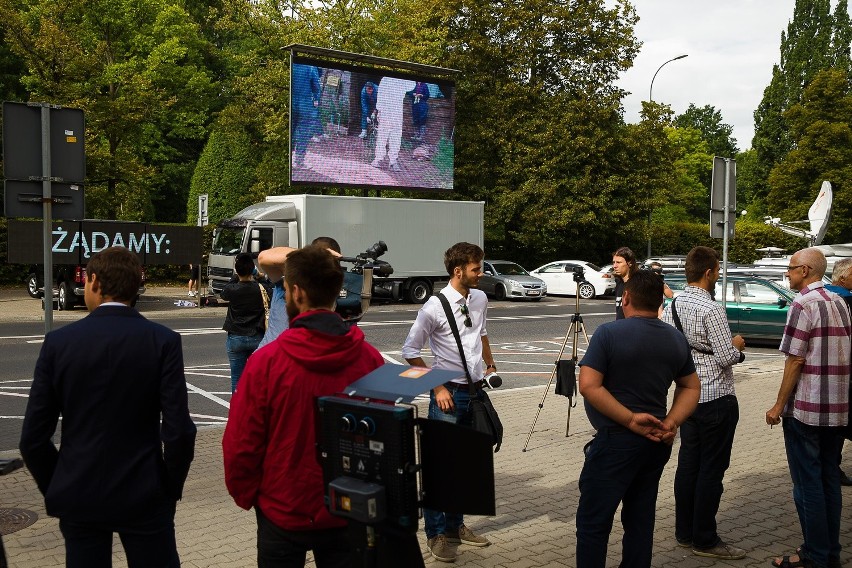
[445,525,490,547]
[427,534,456,563]
[693,541,746,559]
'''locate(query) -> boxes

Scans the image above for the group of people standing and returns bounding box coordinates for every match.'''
[13,239,852,568]
[582,244,852,568]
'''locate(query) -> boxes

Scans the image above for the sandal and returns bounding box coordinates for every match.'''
[770,556,807,568]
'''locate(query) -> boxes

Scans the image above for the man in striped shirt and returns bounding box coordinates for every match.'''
[766,247,852,568]
[662,246,746,560]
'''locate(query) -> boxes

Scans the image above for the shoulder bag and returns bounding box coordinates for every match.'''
[437,293,503,453]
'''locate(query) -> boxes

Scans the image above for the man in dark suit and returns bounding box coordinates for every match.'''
[19,246,197,567]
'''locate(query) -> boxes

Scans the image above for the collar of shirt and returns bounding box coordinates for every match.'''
[684,284,713,300]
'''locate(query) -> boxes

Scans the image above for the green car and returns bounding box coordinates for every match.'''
[663,273,796,342]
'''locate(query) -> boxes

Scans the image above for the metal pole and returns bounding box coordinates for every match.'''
[721,158,731,304]
[40,105,53,334]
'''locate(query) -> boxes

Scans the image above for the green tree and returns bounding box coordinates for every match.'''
[766,68,852,243]
[674,104,739,157]
[0,0,216,221]
[663,125,713,222]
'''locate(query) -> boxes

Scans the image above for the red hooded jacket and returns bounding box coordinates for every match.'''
[222,309,385,530]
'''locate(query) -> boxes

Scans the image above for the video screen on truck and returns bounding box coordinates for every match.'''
[289,56,455,192]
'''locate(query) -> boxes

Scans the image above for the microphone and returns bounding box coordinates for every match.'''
[483,372,502,389]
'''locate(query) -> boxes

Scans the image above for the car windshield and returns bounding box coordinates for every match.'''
[211,228,244,255]
[585,262,602,272]
[492,262,529,276]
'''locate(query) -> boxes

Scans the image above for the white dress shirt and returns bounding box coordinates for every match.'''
[401,284,488,385]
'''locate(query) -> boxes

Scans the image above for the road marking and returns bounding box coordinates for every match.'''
[186,382,230,410]
[0,392,28,398]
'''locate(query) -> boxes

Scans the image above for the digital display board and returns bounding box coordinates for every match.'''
[290,57,455,192]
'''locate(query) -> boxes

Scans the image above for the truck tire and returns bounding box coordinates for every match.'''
[26,273,40,298]
[494,285,507,301]
[58,282,75,311]
[578,282,596,300]
[406,279,432,304]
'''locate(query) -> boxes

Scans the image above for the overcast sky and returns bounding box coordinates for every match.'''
[618,1,798,152]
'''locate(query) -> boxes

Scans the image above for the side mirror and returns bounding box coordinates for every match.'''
[250,241,261,254]
[484,270,493,276]
[777,297,788,308]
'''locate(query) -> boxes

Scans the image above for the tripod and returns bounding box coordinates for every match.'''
[522,283,590,451]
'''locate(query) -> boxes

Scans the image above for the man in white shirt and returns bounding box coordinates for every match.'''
[402,242,495,563]
[371,76,415,172]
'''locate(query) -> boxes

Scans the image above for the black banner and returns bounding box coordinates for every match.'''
[7,220,203,265]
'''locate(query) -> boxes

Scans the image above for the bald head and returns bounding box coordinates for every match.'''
[787,247,827,291]
[796,248,827,277]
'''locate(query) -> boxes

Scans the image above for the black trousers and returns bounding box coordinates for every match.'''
[256,508,350,568]
[59,505,179,568]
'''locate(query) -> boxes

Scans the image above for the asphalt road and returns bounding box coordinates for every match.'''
[0,292,784,452]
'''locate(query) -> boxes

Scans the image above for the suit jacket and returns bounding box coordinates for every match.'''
[19,305,197,524]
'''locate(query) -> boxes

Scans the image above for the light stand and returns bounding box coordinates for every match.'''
[522,272,590,451]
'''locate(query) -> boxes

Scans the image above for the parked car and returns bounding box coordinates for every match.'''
[664,273,795,341]
[722,265,830,290]
[530,260,615,299]
[480,260,546,301]
[642,256,688,270]
[26,264,146,310]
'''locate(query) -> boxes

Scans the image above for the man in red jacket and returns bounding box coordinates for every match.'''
[223,244,385,567]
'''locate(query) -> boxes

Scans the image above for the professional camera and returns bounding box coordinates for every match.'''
[644,264,665,279]
[336,241,394,323]
[572,264,585,283]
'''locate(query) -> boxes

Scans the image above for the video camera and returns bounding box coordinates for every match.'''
[336,241,393,323]
[571,264,585,283]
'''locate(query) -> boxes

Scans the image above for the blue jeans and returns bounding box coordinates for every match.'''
[423,384,478,539]
[227,333,262,392]
[783,417,844,568]
[674,394,739,548]
[576,427,672,568]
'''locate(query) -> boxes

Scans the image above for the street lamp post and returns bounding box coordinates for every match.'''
[647,53,688,259]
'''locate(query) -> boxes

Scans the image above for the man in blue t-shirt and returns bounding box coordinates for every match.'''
[576,270,700,568]
[257,237,341,349]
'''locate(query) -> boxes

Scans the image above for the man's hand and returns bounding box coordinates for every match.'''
[657,417,679,445]
[732,334,746,351]
[765,403,783,426]
[434,385,454,413]
[626,412,667,442]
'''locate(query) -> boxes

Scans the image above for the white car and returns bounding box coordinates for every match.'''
[530,260,616,299]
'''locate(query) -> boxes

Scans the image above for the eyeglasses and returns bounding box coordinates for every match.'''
[785,264,811,272]
[460,303,472,327]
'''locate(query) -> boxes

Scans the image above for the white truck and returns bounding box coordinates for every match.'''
[206,194,484,303]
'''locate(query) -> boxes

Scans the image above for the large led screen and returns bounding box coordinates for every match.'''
[290,57,455,191]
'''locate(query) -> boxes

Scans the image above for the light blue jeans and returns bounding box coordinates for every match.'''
[226,333,262,393]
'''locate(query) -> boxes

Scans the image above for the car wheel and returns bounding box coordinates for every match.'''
[58,282,74,311]
[26,273,40,298]
[578,282,596,300]
[494,285,507,301]
[406,279,432,304]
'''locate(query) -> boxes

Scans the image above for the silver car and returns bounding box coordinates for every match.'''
[480,260,547,301]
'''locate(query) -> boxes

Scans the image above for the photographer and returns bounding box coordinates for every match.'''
[223,245,385,567]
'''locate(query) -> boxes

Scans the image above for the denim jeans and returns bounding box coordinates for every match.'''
[423,384,478,539]
[674,394,739,548]
[575,427,672,568]
[783,417,844,568]
[227,333,263,392]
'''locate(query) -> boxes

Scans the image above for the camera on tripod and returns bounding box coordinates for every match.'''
[336,241,394,323]
[572,264,585,283]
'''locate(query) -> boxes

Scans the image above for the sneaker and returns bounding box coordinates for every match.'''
[676,538,693,548]
[692,541,747,559]
[359,129,367,139]
[445,525,490,547]
[187,291,195,297]
[427,535,456,563]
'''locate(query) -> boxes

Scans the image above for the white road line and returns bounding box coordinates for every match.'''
[381,353,403,364]
[186,382,231,410]
[0,392,29,398]
[190,413,227,421]
[0,416,24,419]
[185,371,230,378]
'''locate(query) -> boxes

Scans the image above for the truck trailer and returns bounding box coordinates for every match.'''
[207,194,484,303]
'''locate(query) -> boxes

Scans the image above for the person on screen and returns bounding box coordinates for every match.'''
[292,64,322,169]
[410,81,430,142]
[371,76,416,172]
[359,81,378,139]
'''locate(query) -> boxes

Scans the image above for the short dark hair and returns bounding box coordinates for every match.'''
[284,244,343,308]
[86,247,142,302]
[685,246,719,283]
[311,236,341,254]
[624,269,664,312]
[613,246,639,275]
[444,242,484,275]
[234,253,255,277]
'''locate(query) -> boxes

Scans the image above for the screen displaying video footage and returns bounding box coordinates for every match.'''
[289,57,455,192]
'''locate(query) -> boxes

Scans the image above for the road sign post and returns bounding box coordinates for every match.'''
[710,156,736,303]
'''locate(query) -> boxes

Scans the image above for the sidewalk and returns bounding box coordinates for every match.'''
[3,358,851,567]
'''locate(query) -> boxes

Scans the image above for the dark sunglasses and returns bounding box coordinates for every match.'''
[460,303,472,327]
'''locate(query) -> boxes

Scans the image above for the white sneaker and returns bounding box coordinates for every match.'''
[188,291,196,297]
[359,130,367,139]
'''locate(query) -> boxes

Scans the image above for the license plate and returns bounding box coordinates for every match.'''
[527,290,540,296]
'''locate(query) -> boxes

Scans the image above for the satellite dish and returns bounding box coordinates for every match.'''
[808,180,833,245]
